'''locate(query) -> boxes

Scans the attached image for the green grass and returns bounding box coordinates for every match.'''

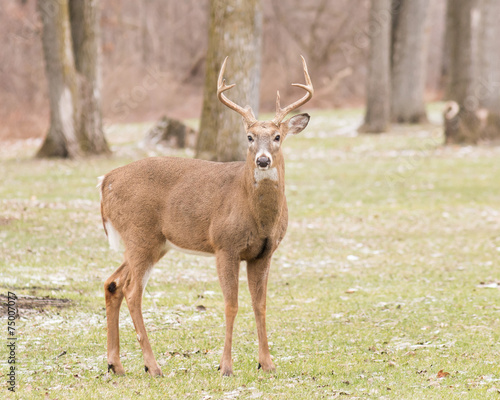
[1,107,500,399]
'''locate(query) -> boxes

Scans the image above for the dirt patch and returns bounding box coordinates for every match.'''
[0,294,71,317]
[0,217,16,226]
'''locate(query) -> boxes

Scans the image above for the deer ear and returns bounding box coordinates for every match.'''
[282,113,310,136]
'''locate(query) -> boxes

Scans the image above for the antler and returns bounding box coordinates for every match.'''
[217,57,257,126]
[272,55,314,125]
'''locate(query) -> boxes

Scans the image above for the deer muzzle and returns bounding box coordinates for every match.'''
[256,155,271,169]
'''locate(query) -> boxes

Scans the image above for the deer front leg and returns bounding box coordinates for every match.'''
[104,262,127,375]
[122,263,163,377]
[216,251,240,376]
[246,257,275,372]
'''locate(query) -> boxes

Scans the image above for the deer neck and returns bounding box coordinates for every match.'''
[244,156,285,235]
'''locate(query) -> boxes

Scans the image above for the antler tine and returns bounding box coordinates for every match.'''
[217,57,256,126]
[272,55,314,125]
[275,90,281,115]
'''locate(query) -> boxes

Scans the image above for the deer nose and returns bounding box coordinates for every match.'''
[256,156,271,169]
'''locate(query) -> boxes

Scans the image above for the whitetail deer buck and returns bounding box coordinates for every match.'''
[99,56,313,377]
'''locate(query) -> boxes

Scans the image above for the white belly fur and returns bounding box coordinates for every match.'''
[165,240,214,257]
[103,220,214,258]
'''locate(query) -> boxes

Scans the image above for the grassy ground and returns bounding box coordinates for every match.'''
[1,107,500,399]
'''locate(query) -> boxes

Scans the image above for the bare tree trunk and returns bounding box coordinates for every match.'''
[390,0,429,123]
[36,0,81,158]
[359,0,392,133]
[69,0,110,155]
[452,1,476,107]
[444,0,481,144]
[139,0,153,66]
[390,0,402,70]
[477,0,500,140]
[443,0,458,100]
[196,0,262,161]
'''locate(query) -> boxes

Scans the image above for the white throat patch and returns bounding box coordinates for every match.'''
[254,167,278,183]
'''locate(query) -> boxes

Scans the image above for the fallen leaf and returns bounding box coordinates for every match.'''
[437,369,450,378]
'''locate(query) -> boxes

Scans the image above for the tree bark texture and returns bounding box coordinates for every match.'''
[477,0,500,139]
[37,0,108,158]
[449,0,476,106]
[443,101,481,144]
[390,0,429,123]
[196,0,262,162]
[69,0,109,155]
[36,0,81,158]
[443,0,459,100]
[443,0,481,144]
[359,0,392,133]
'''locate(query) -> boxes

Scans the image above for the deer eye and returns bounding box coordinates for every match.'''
[247,135,254,142]
[274,135,281,142]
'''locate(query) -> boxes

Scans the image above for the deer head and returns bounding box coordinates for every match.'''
[217,56,314,171]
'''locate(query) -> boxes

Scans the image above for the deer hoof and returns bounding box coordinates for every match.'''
[145,364,163,377]
[258,361,276,373]
[107,363,125,375]
[218,364,233,377]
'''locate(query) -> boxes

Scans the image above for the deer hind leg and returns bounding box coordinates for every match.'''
[104,261,128,375]
[216,251,240,376]
[121,251,163,377]
[246,257,275,372]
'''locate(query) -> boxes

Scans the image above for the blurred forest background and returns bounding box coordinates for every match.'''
[1,0,499,155]
[1,0,445,138]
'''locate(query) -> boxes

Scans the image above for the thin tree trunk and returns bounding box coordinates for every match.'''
[477,0,500,140]
[359,0,392,133]
[36,0,81,158]
[443,0,458,100]
[196,0,262,161]
[390,0,429,123]
[69,0,109,155]
[452,1,476,106]
[390,0,402,71]
[139,0,153,66]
